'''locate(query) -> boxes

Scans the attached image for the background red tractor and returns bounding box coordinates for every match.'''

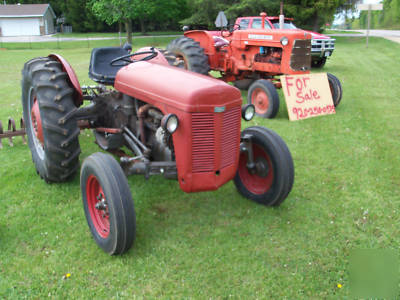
[235,15,336,69]
[167,13,342,119]
[22,45,294,255]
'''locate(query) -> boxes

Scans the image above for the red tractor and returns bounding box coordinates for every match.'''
[22,46,294,255]
[167,13,342,119]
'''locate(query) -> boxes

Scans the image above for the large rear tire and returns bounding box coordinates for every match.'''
[22,57,81,182]
[248,79,280,119]
[81,152,136,255]
[327,73,343,107]
[166,37,210,75]
[234,126,294,206]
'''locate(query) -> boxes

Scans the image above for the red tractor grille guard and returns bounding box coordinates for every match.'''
[192,106,241,173]
[178,106,241,193]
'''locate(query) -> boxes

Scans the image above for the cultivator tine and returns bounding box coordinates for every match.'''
[0,117,27,149]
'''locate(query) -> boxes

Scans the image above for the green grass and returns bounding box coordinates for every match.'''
[0,36,180,50]
[0,36,399,298]
[323,29,362,34]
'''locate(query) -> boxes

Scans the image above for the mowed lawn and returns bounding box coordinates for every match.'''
[0,36,399,298]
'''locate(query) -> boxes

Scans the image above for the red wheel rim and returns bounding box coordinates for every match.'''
[251,88,270,115]
[31,97,44,144]
[86,175,110,238]
[238,144,274,195]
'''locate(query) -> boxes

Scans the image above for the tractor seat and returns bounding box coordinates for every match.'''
[89,47,130,85]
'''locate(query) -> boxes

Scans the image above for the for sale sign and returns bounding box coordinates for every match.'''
[281,73,336,121]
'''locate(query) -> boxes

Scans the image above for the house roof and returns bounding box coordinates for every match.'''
[0,4,56,18]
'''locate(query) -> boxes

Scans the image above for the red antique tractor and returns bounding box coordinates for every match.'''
[167,13,342,119]
[22,46,294,255]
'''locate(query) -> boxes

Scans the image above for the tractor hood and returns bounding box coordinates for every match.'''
[114,61,242,113]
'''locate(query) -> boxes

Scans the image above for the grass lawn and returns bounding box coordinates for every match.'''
[323,29,362,34]
[0,36,399,298]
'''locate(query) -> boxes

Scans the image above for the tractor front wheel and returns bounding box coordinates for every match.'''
[234,126,294,206]
[22,57,81,182]
[81,152,136,255]
[312,57,327,68]
[248,79,280,119]
[327,73,343,107]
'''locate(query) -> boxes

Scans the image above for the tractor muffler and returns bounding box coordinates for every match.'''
[0,118,26,149]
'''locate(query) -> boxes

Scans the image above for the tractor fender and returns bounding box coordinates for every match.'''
[48,54,83,106]
[184,30,216,57]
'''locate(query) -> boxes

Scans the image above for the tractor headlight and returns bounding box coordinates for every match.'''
[280,37,289,46]
[242,104,255,121]
[161,114,179,134]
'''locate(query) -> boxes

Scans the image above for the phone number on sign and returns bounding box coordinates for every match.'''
[292,105,335,120]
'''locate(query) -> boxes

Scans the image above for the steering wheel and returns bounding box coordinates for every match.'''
[110,48,158,66]
[221,23,241,37]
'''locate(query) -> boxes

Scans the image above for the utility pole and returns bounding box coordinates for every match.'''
[279,1,284,29]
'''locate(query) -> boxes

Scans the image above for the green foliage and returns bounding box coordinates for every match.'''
[351,0,400,30]
[181,0,359,32]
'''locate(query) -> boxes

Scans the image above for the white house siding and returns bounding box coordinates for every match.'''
[0,17,40,36]
[43,9,55,34]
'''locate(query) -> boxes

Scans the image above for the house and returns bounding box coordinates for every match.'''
[0,4,56,37]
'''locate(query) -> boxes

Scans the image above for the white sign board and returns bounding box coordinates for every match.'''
[357,4,383,10]
[281,73,336,121]
[215,11,228,28]
[357,3,383,48]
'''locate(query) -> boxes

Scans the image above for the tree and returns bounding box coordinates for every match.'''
[88,0,158,43]
[180,0,360,32]
[283,0,361,32]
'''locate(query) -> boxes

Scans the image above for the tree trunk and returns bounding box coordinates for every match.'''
[125,19,132,44]
[139,18,146,34]
[312,13,320,32]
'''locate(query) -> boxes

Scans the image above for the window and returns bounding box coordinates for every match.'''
[239,19,250,30]
[270,20,297,29]
[251,18,272,29]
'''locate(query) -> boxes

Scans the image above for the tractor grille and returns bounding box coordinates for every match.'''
[191,107,241,173]
[192,113,215,173]
[290,39,311,71]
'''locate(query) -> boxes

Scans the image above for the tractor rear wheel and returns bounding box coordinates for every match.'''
[248,79,280,119]
[234,126,294,206]
[81,152,136,255]
[22,57,81,182]
[166,37,210,75]
[327,73,343,107]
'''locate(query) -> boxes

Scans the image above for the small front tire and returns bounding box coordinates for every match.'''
[234,126,294,206]
[81,152,136,255]
[248,79,280,119]
[312,57,327,68]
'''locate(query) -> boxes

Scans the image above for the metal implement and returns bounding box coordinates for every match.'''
[0,118,26,149]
